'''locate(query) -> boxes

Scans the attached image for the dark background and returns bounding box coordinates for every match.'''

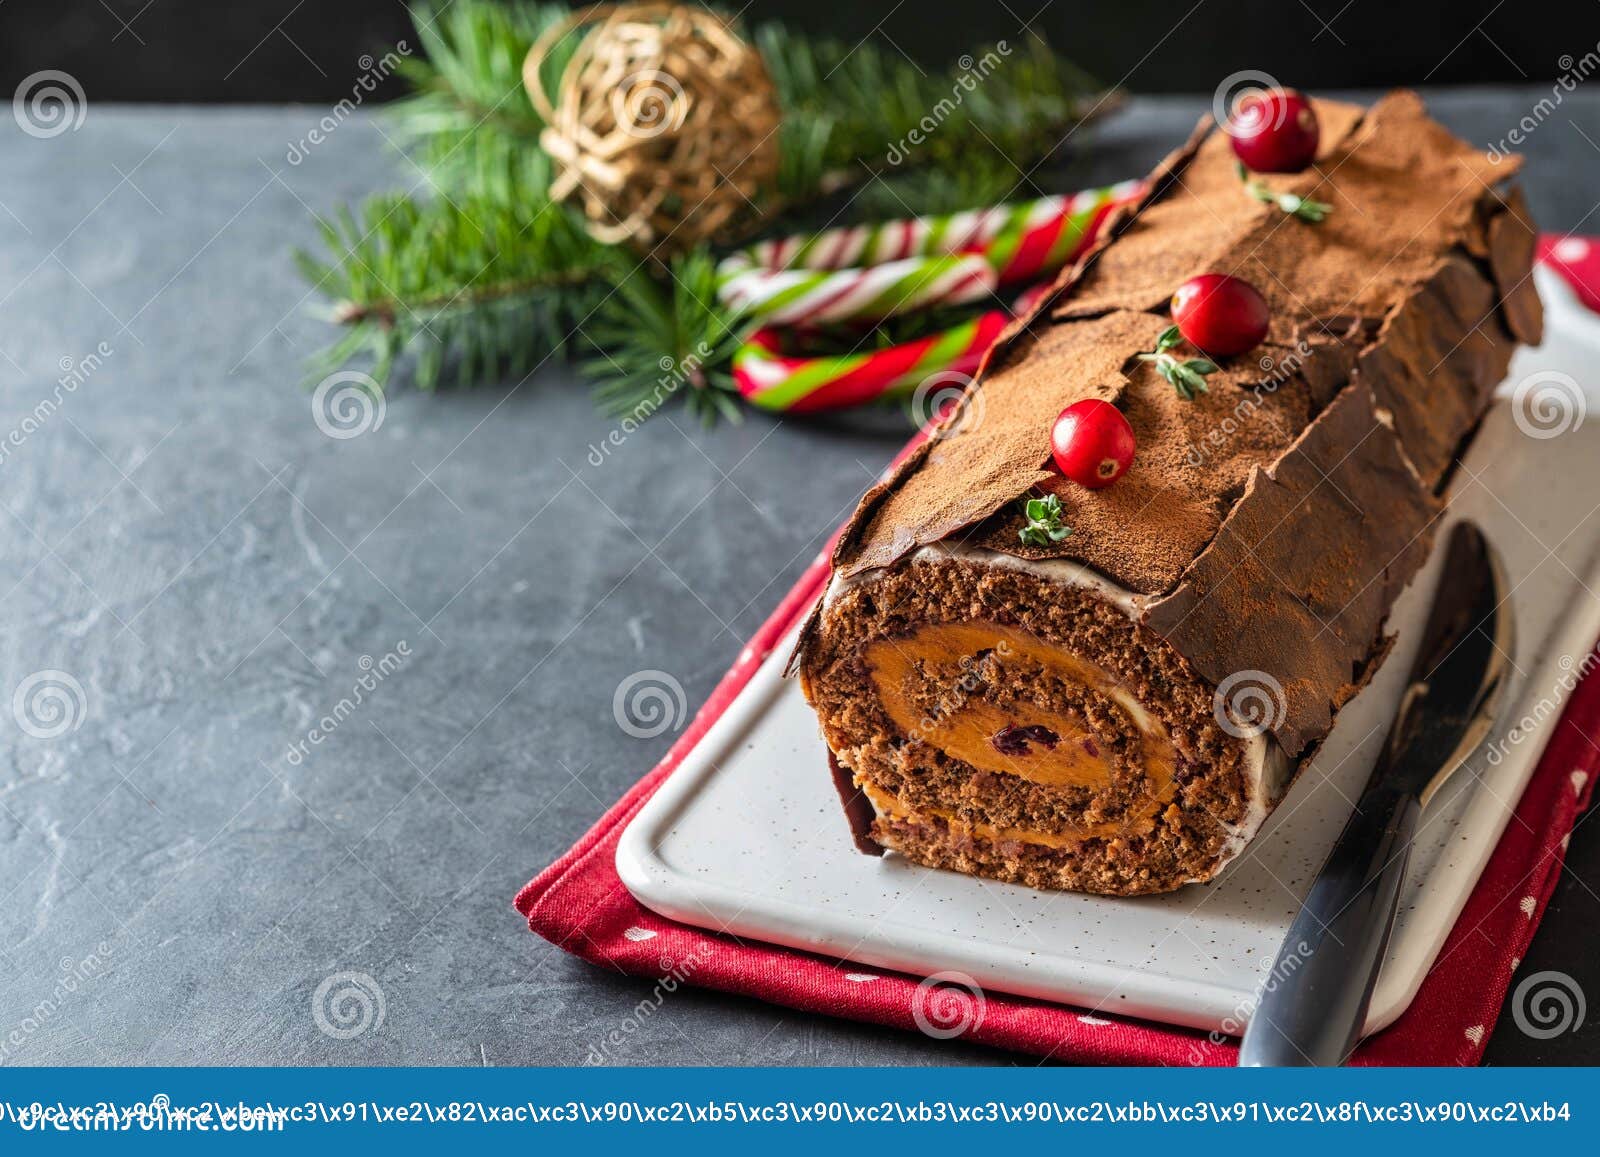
[3,0,1598,102]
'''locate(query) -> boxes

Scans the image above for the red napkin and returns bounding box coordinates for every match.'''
[517,243,1599,1065]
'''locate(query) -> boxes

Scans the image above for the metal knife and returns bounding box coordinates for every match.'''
[1237,521,1515,1067]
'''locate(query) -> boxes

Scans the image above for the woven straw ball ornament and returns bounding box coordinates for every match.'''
[524,3,782,253]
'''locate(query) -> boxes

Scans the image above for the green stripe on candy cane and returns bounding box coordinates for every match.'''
[734,310,1007,412]
[715,183,1144,325]
[722,253,997,327]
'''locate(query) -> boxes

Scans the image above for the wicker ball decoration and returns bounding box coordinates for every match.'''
[524,4,783,253]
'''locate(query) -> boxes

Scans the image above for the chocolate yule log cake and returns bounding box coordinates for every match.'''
[795,90,1542,896]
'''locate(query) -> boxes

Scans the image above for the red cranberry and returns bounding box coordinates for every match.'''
[1050,399,1136,490]
[1227,88,1320,173]
[1170,273,1270,358]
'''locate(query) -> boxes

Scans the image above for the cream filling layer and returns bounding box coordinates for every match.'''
[821,543,1288,878]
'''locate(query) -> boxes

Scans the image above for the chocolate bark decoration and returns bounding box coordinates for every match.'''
[831,92,1531,601]
[1143,381,1441,758]
[1355,255,1514,489]
[804,87,1541,807]
[828,751,883,856]
[1488,186,1544,346]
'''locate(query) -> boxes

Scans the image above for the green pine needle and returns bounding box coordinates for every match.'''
[578,249,753,427]
[293,191,613,391]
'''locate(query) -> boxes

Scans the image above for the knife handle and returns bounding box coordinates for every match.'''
[1237,783,1422,1067]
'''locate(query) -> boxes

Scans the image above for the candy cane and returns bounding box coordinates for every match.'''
[716,180,1143,326]
[718,253,997,327]
[727,181,1146,411]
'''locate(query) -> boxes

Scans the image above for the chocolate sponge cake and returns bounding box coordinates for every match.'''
[796,91,1542,896]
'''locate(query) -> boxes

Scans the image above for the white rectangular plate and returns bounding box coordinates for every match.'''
[617,268,1600,1035]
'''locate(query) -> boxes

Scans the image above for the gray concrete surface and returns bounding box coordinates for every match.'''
[0,90,1596,1066]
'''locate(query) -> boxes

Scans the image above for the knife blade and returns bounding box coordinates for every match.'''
[1237,520,1515,1067]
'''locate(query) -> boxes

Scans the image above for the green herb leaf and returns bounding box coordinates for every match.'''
[1019,493,1072,547]
[1243,176,1333,224]
[1280,192,1331,222]
[1141,326,1216,401]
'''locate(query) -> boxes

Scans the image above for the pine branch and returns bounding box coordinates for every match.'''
[384,0,570,201]
[294,191,613,389]
[578,249,752,426]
